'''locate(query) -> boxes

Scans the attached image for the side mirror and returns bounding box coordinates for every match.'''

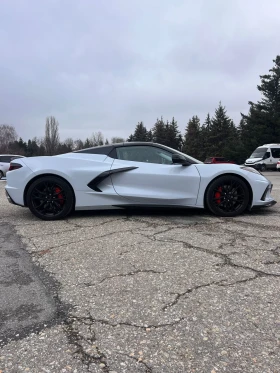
[172,154,191,166]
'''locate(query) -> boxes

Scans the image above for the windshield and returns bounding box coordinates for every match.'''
[249,147,267,159]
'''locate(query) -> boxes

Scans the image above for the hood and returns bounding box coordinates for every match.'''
[245,157,262,164]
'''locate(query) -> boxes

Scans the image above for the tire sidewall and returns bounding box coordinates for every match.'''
[26,176,74,220]
[206,175,250,217]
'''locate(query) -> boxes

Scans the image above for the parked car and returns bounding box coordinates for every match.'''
[245,143,280,171]
[204,157,235,164]
[5,142,276,220]
[0,155,25,179]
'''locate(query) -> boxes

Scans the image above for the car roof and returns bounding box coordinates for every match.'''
[74,142,167,155]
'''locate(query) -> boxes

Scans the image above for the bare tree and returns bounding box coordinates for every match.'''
[64,137,74,151]
[73,139,84,150]
[91,131,104,146]
[0,124,18,153]
[111,136,125,144]
[44,116,60,155]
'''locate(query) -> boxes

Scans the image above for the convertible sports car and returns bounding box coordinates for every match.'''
[5,142,276,220]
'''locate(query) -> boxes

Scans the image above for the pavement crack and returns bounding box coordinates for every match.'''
[64,316,110,372]
[217,275,259,287]
[118,352,153,372]
[162,280,225,310]
[98,269,166,285]
[78,314,185,330]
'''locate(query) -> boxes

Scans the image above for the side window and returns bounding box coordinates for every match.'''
[116,146,173,164]
[0,156,3,162]
[1,156,12,163]
[271,148,280,158]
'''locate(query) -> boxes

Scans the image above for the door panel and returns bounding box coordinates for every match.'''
[110,159,201,206]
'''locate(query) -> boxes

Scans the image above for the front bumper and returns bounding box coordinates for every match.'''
[250,182,277,210]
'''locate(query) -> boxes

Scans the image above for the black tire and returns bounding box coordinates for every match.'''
[0,171,3,180]
[205,175,250,217]
[259,164,266,172]
[26,176,74,220]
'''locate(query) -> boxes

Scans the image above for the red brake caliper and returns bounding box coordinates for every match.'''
[215,187,222,205]
[55,187,64,205]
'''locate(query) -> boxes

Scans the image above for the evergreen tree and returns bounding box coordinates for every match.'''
[165,117,182,150]
[26,138,39,156]
[183,116,201,159]
[207,102,235,157]
[128,122,149,141]
[146,130,153,142]
[200,113,211,160]
[84,138,92,148]
[241,56,280,151]
[152,117,167,145]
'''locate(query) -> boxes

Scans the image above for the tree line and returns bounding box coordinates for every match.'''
[1,55,279,164]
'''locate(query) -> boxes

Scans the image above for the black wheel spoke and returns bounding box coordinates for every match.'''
[212,181,246,213]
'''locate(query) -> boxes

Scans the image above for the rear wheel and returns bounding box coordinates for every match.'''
[206,175,250,217]
[26,176,74,220]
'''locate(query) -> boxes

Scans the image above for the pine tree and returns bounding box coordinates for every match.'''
[241,55,280,151]
[183,116,201,159]
[152,117,167,145]
[165,117,182,150]
[128,122,149,141]
[84,138,92,148]
[207,102,235,157]
[200,113,211,160]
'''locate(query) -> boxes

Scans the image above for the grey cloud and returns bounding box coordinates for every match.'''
[0,0,280,141]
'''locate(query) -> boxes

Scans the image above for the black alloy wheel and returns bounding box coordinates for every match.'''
[26,176,74,220]
[206,175,250,217]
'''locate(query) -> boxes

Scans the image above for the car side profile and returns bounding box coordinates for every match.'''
[5,142,276,220]
[0,154,25,179]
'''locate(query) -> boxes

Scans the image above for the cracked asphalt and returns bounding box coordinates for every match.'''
[0,173,280,373]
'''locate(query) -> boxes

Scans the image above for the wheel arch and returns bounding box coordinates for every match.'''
[23,173,76,208]
[203,173,253,210]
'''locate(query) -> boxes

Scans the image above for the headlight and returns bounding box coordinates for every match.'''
[240,166,261,175]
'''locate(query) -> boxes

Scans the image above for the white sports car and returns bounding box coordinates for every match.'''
[5,142,276,220]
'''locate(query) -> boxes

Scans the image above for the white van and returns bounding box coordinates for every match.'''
[245,144,280,171]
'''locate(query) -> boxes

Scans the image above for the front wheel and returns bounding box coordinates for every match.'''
[0,171,3,180]
[259,164,266,172]
[26,176,74,220]
[205,175,250,217]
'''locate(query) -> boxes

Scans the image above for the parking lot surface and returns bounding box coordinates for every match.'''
[0,173,280,373]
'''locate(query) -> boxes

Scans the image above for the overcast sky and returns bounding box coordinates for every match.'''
[1,0,280,142]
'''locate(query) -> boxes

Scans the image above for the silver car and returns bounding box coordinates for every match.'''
[0,155,25,179]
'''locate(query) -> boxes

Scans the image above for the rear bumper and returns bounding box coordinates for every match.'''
[5,189,25,207]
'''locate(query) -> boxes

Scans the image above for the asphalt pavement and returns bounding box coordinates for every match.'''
[0,172,280,373]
